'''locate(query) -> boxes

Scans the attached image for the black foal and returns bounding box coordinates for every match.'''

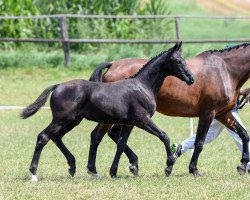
[21,42,194,181]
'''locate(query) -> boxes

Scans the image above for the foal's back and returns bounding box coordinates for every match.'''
[50,78,156,124]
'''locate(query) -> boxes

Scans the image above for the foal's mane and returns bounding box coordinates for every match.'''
[205,43,250,54]
[128,49,170,79]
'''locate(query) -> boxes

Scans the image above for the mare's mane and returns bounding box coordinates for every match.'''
[205,43,250,54]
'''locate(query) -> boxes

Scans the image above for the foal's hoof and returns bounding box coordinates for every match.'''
[68,168,76,177]
[109,169,117,178]
[129,163,139,177]
[191,170,200,177]
[237,165,246,176]
[164,166,173,177]
[87,169,101,178]
[29,171,38,182]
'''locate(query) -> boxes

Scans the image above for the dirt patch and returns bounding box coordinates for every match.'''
[198,0,250,15]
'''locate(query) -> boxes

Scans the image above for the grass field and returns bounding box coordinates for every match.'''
[1,1,250,199]
[0,68,250,199]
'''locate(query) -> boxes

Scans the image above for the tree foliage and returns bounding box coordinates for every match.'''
[0,0,172,50]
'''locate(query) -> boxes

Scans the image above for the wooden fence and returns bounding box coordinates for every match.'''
[1,14,250,65]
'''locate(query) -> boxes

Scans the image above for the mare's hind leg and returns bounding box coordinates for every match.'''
[135,117,175,176]
[108,125,139,176]
[87,124,112,177]
[109,125,134,177]
[217,111,250,175]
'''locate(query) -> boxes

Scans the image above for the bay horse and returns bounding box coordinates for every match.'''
[87,43,250,177]
[21,42,194,181]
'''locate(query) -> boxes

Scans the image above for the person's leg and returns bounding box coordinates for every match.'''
[177,119,225,155]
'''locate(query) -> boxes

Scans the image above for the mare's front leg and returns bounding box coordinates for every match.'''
[217,111,250,175]
[135,116,175,176]
[108,125,139,176]
[109,125,134,177]
[189,112,214,177]
[87,124,112,177]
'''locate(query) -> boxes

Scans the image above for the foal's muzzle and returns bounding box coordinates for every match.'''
[182,72,195,85]
[187,75,195,85]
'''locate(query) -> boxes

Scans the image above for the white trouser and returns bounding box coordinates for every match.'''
[181,111,250,168]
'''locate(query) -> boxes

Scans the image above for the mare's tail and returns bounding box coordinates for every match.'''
[20,84,59,119]
[89,62,112,82]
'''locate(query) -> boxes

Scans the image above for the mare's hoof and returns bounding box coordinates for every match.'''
[164,166,172,176]
[29,171,38,182]
[129,163,139,177]
[68,168,76,177]
[237,165,246,176]
[87,169,101,178]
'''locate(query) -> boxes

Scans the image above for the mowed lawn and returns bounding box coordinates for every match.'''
[0,68,250,199]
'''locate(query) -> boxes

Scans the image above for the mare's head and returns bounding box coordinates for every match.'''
[163,42,194,85]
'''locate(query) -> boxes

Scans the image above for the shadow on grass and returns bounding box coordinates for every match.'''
[19,171,209,183]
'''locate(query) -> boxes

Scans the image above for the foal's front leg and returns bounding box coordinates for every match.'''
[136,117,175,176]
[109,125,134,177]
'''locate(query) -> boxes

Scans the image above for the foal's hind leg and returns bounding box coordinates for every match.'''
[108,125,139,176]
[53,138,76,177]
[109,125,134,177]
[29,122,59,181]
[217,111,250,175]
[29,117,83,181]
[52,116,84,177]
[87,124,112,177]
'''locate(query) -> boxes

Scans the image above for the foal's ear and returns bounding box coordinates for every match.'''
[174,41,182,52]
[170,41,182,55]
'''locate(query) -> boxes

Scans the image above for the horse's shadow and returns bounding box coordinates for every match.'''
[20,171,209,183]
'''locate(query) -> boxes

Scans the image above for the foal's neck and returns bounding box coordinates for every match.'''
[135,59,168,96]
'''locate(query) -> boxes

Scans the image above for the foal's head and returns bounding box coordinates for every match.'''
[164,42,194,85]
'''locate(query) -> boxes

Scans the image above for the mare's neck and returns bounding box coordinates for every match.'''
[135,59,168,96]
[220,47,250,89]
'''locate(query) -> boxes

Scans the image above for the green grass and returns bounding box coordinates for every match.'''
[0,67,250,200]
[1,1,250,199]
[1,107,250,199]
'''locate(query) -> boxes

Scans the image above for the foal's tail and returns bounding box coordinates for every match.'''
[20,84,59,119]
[89,62,112,82]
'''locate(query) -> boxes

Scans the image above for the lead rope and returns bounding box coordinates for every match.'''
[238,91,250,109]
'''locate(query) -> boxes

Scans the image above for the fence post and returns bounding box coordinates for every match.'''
[60,16,70,66]
[175,17,180,41]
